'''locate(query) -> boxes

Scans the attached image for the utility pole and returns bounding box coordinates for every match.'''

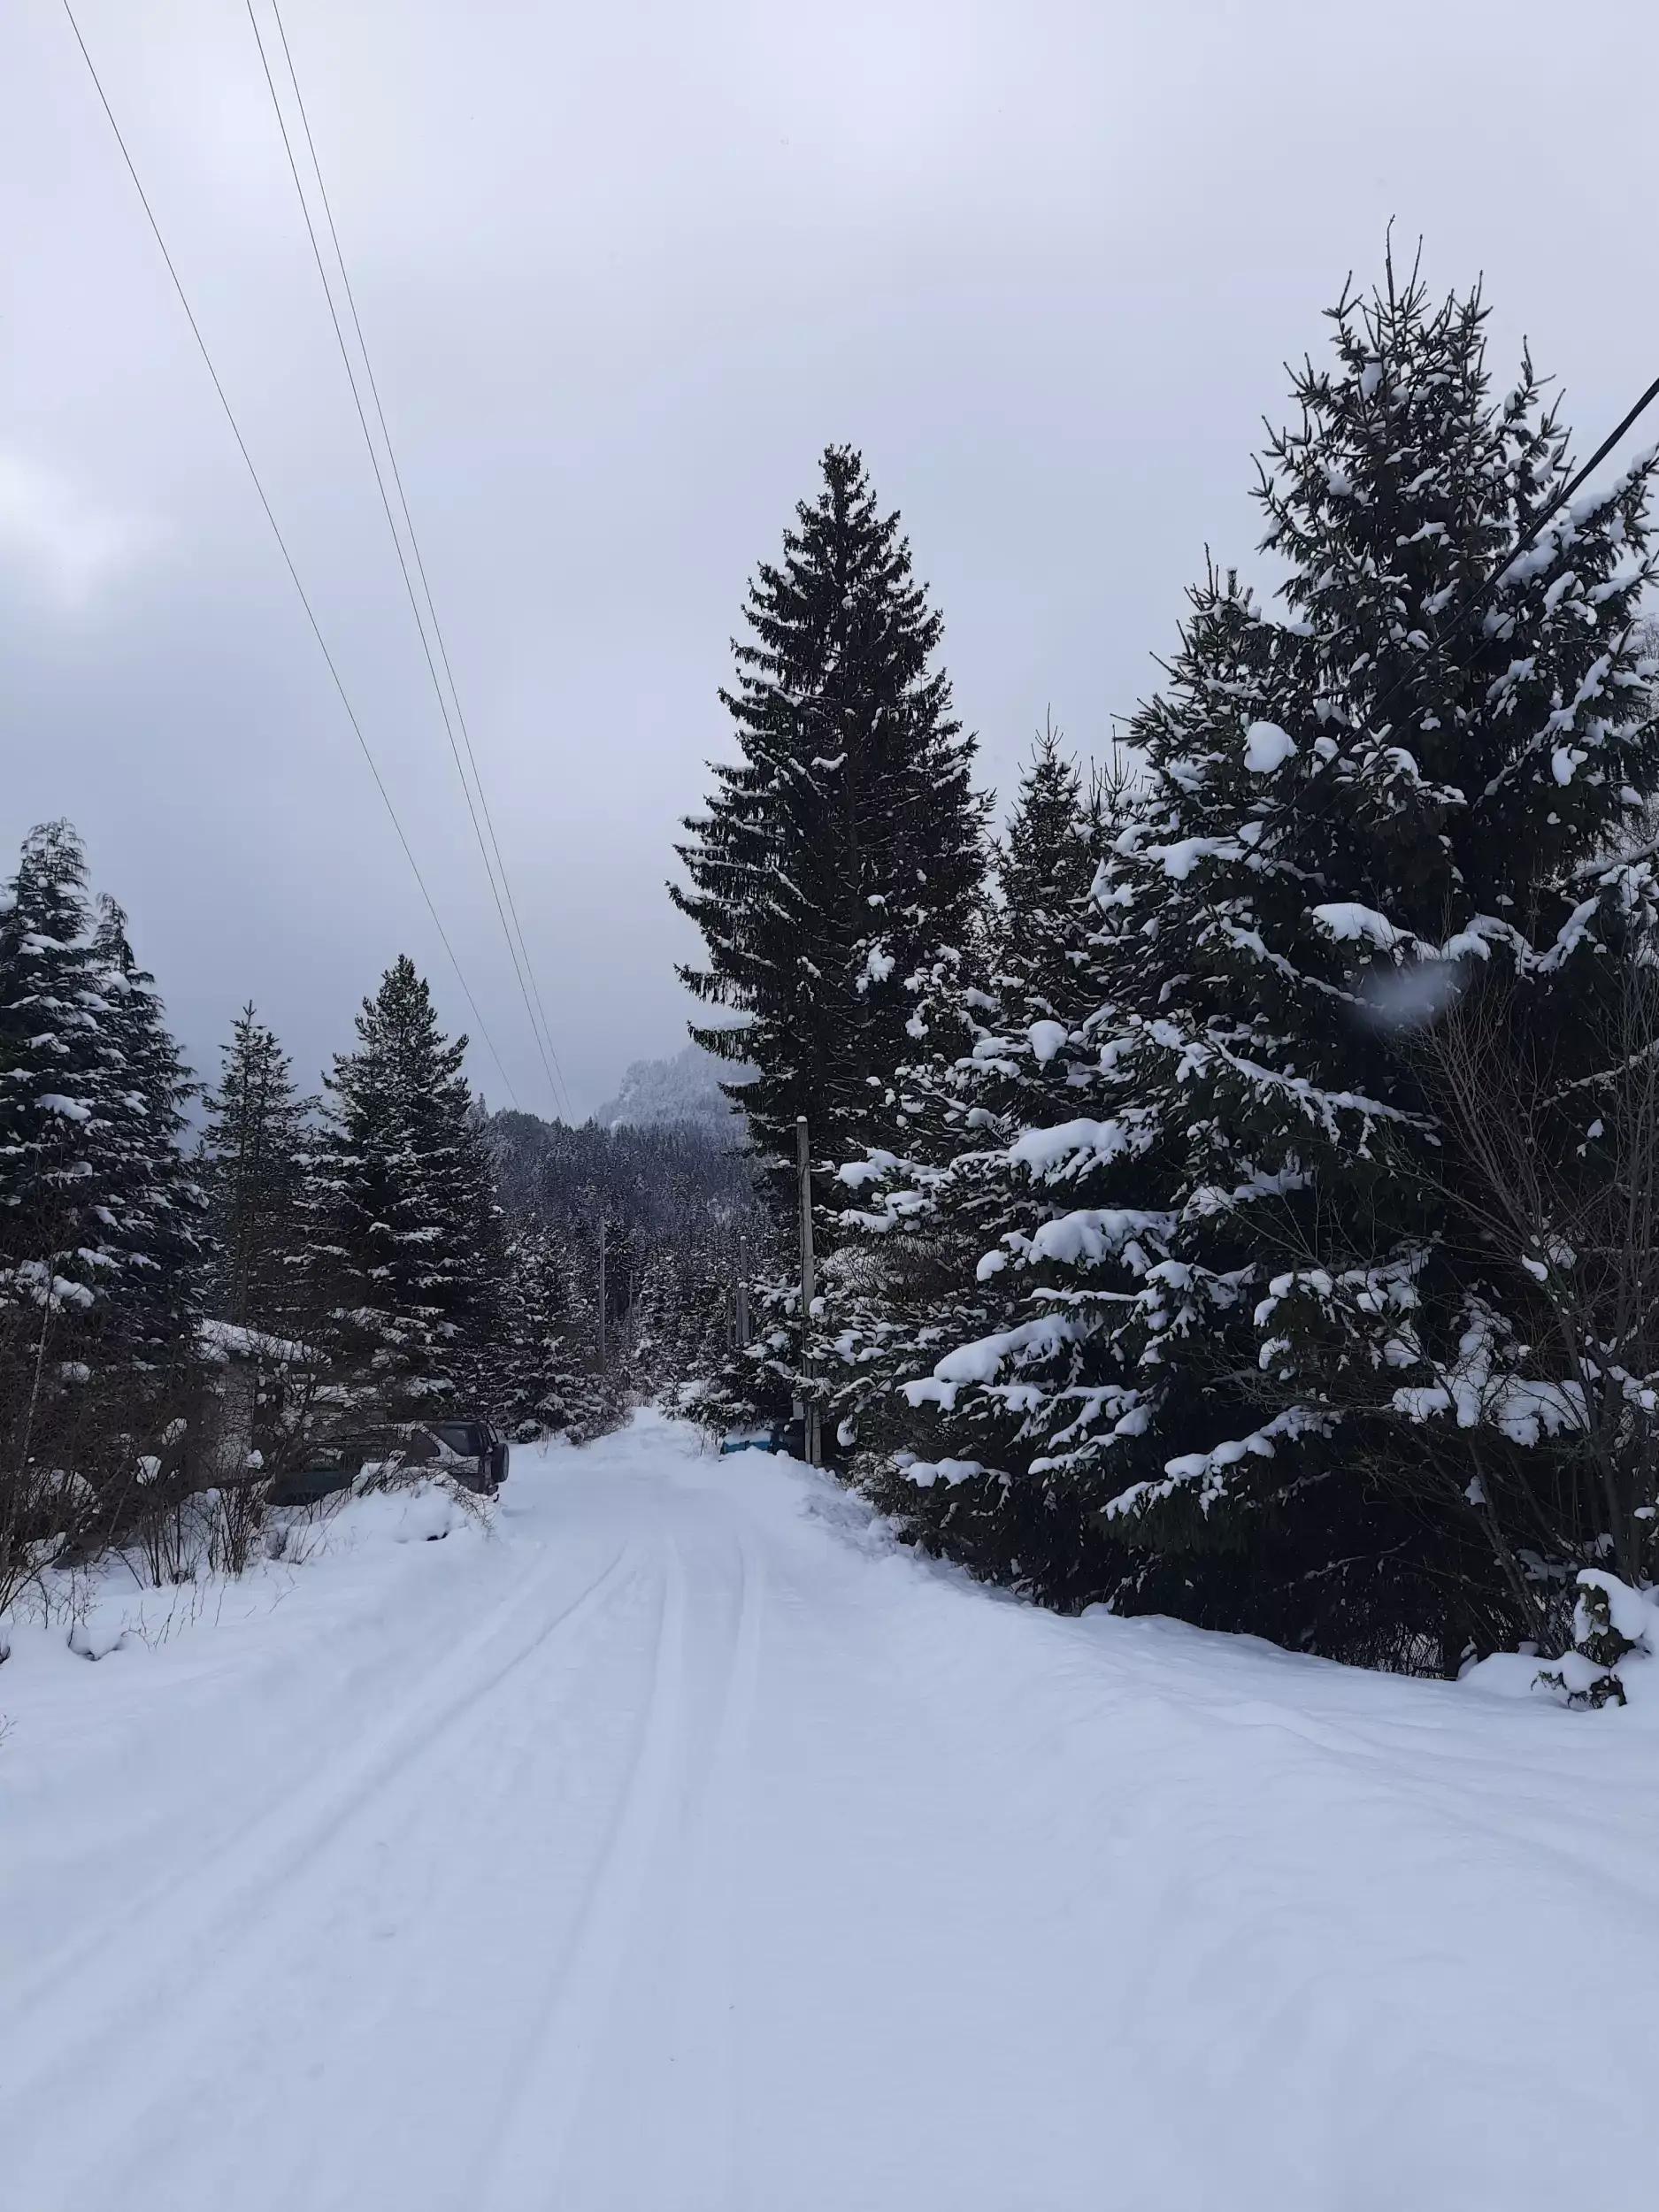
[734,1233,751,1349]
[795,1114,821,1467]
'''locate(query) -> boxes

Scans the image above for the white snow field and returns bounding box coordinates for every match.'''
[4,1412,1657,2212]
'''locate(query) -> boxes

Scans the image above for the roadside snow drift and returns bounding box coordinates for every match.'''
[3,1413,1657,2212]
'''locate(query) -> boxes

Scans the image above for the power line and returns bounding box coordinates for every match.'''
[1350,371,1659,750]
[59,0,520,1110]
[268,0,572,1118]
[245,1,565,1121]
[1275,368,1659,857]
[245,0,572,1120]
[240,0,564,1117]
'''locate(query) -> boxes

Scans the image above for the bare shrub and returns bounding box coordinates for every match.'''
[1406,944,1659,1605]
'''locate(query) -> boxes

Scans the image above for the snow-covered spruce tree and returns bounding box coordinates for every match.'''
[199,1004,315,1334]
[0,826,208,1564]
[303,956,501,1430]
[195,1004,337,1494]
[893,265,1659,1663]
[1,843,204,1367]
[671,446,987,1429]
[631,1245,685,1400]
[989,722,1118,1033]
[673,443,987,1179]
[828,737,1132,1601]
[1198,271,1659,1658]
[633,1230,751,1414]
[673,1213,799,1440]
[673,1236,746,1403]
[550,1212,629,1441]
[87,895,207,1368]
[0,823,125,1341]
[493,1213,586,1440]
[0,822,132,1544]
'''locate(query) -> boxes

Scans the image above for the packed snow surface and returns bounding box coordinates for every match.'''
[4,1412,1658,2211]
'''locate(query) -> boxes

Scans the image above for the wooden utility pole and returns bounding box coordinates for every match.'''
[734,1233,751,1348]
[795,1114,821,1466]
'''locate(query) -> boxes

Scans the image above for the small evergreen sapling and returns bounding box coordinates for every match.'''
[199,1004,316,1334]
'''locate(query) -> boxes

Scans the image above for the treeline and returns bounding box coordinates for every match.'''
[0,835,750,1609]
[672,262,1659,1678]
[487,1107,765,1409]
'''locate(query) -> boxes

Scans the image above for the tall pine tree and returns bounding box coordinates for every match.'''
[671,447,987,1434]
[672,443,987,1184]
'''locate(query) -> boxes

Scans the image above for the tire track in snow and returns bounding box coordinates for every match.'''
[526,1516,768,2211]
[475,1527,706,2211]
[0,1538,640,2159]
[647,1523,766,2211]
[8,1528,583,2016]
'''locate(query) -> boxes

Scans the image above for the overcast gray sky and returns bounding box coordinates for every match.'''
[4,0,1655,1118]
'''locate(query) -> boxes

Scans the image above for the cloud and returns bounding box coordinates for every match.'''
[0,451,165,607]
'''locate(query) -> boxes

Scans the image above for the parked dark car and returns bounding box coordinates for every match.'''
[720,1420,803,1457]
[266,1417,510,1507]
[419,1418,511,1495]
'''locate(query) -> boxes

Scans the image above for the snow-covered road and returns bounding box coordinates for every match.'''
[4,1413,1657,2211]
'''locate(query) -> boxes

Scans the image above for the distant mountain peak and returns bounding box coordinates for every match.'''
[596,1041,748,1133]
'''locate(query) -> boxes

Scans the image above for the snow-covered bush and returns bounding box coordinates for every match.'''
[1535,1571,1655,1709]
